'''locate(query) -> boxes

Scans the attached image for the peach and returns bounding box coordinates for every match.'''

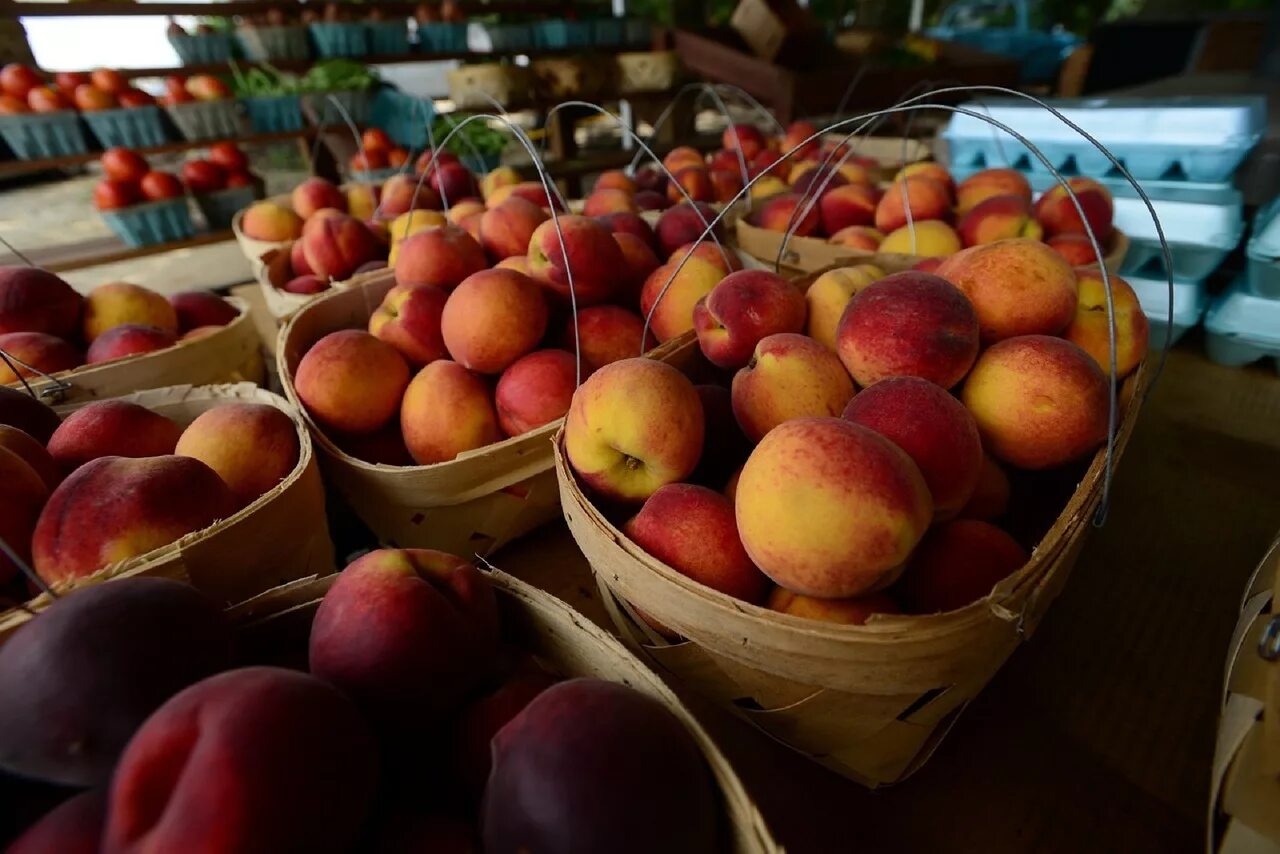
[310,548,499,734]
[85,324,176,364]
[595,210,657,248]
[843,377,982,520]
[563,358,703,503]
[486,181,562,212]
[336,422,413,466]
[301,212,383,282]
[495,349,578,436]
[961,335,1109,469]
[959,453,1010,521]
[638,257,725,343]
[1063,272,1149,379]
[957,194,1043,247]
[723,124,765,160]
[878,220,962,257]
[790,157,871,188]
[668,241,741,275]
[386,209,447,247]
[583,188,637,217]
[47,400,180,471]
[805,264,883,350]
[0,445,47,584]
[751,192,819,236]
[935,238,1078,343]
[481,165,522,201]
[289,238,312,276]
[1033,176,1114,240]
[0,331,81,383]
[167,290,237,333]
[561,306,657,371]
[818,183,878,235]
[735,417,932,597]
[441,269,547,374]
[894,161,954,197]
[661,146,704,175]
[527,215,624,306]
[458,210,483,243]
[0,384,61,442]
[0,266,83,339]
[295,330,410,434]
[497,255,530,274]
[456,669,557,797]
[240,201,303,242]
[789,165,847,202]
[956,167,1032,215]
[874,176,951,233]
[594,169,636,194]
[479,196,547,261]
[750,175,790,200]
[429,162,479,206]
[633,189,669,211]
[666,166,713,205]
[655,202,721,258]
[282,275,328,295]
[613,232,662,300]
[291,176,346,219]
[0,423,59,489]
[836,272,979,389]
[394,225,487,291]
[368,283,448,367]
[446,198,486,226]
[693,270,806,369]
[913,257,943,273]
[624,483,769,604]
[83,282,178,342]
[174,403,299,508]
[346,183,379,221]
[781,119,819,160]
[1046,233,1100,267]
[400,360,501,463]
[731,333,854,442]
[897,520,1028,613]
[828,225,883,252]
[690,383,751,489]
[767,587,900,625]
[103,667,377,854]
[709,169,744,204]
[33,455,234,584]
[380,174,441,218]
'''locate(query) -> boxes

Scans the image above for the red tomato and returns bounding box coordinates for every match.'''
[26,86,70,113]
[93,179,141,211]
[0,94,28,114]
[101,147,149,183]
[54,71,89,97]
[117,88,155,108]
[0,64,41,100]
[180,159,227,194]
[361,128,392,153]
[89,68,127,95]
[207,142,248,173]
[224,171,257,189]
[140,171,185,201]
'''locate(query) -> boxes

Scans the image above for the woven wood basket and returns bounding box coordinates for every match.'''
[555,333,1149,786]
[0,383,335,644]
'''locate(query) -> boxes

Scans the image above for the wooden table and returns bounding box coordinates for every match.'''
[500,339,1280,854]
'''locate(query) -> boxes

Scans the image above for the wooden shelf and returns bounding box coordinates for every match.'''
[0,126,324,179]
[4,1,581,17]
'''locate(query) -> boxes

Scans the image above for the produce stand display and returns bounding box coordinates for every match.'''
[2,3,1280,850]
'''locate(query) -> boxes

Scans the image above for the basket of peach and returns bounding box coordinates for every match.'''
[274,148,759,555]
[0,381,334,644]
[0,548,779,852]
[554,214,1153,784]
[733,137,1128,276]
[0,265,263,404]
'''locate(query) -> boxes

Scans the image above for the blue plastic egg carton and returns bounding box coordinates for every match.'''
[533,19,591,49]
[1245,196,1280,298]
[949,165,1244,282]
[942,96,1264,183]
[244,94,304,133]
[100,198,195,248]
[82,106,169,148]
[371,88,435,150]
[417,22,468,53]
[1126,273,1208,350]
[1205,276,1280,372]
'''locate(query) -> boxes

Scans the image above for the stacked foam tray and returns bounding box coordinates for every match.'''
[1205,199,1280,372]
[944,95,1265,350]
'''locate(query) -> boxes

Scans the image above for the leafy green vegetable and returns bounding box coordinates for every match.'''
[229,59,380,97]
[431,112,508,156]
